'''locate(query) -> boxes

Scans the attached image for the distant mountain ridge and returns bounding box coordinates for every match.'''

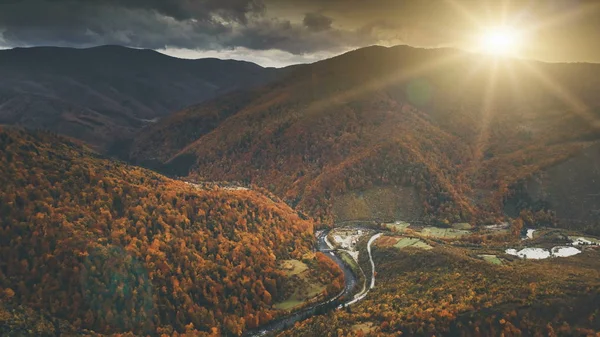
[0,45,279,151]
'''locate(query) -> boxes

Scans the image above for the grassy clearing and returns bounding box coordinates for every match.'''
[452,223,473,230]
[339,251,359,271]
[421,227,471,238]
[384,224,472,239]
[394,237,433,250]
[479,254,503,265]
[338,250,362,277]
[279,259,308,277]
[273,298,304,311]
[385,221,411,233]
[274,259,327,311]
[273,282,325,310]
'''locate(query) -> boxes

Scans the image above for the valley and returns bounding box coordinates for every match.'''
[277,220,600,336]
[248,218,600,336]
[249,226,386,336]
[2,43,600,336]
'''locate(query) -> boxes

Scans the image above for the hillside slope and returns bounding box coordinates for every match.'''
[0,45,277,151]
[0,127,342,336]
[131,45,600,229]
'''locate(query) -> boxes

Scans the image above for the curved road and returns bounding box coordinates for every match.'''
[341,233,382,307]
[247,230,381,336]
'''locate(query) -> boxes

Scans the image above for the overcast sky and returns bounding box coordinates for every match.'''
[1,0,599,67]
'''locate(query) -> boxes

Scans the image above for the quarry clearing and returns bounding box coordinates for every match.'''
[329,228,367,262]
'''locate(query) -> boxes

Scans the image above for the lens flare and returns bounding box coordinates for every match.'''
[479,26,522,56]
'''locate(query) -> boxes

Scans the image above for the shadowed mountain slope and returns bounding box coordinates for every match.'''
[0,45,278,151]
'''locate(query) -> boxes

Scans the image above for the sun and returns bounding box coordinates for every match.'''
[479,26,522,56]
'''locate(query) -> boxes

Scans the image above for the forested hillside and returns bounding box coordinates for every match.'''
[128,89,264,174]
[0,127,341,336]
[130,45,600,230]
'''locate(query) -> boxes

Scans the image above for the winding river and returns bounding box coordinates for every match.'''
[246,230,380,336]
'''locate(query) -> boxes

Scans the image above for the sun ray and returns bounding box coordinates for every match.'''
[469,58,500,177]
[519,60,600,130]
[443,0,483,27]
[502,60,525,110]
[457,57,488,89]
[299,48,467,119]
[523,2,600,36]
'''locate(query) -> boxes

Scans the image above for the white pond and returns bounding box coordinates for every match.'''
[551,246,582,257]
[506,235,597,260]
[506,248,551,259]
[506,246,581,259]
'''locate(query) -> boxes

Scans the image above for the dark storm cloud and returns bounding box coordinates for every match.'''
[1,0,600,62]
[0,0,258,48]
[303,13,333,32]
[0,0,388,54]
[0,0,265,23]
[220,17,381,54]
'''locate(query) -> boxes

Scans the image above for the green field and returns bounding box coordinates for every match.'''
[273,282,325,310]
[451,223,473,230]
[479,254,503,265]
[385,221,411,233]
[394,237,433,250]
[273,298,305,311]
[421,227,471,238]
[338,251,360,273]
[279,259,309,276]
[273,259,326,311]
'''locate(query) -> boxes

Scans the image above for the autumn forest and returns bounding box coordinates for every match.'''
[1,43,600,337]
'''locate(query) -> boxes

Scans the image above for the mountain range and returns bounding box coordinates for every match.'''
[2,44,600,336]
[129,45,600,231]
[0,45,278,151]
[3,44,599,229]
